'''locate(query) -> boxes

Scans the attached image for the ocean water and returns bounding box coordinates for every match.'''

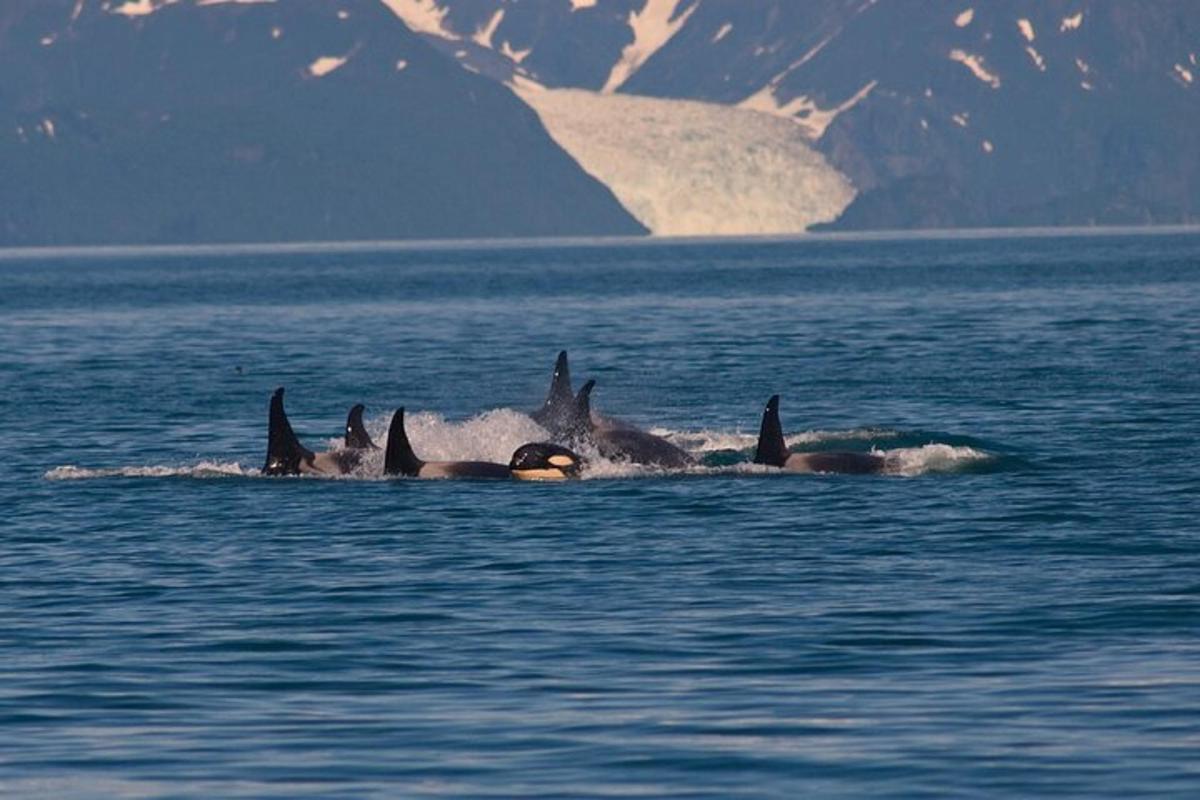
[1,232,1198,798]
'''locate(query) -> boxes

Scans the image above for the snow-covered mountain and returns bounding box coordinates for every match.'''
[389,0,1200,230]
[0,0,644,246]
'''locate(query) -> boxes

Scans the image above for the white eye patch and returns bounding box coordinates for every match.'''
[548,454,575,467]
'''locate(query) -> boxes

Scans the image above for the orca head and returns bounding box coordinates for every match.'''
[509,442,585,481]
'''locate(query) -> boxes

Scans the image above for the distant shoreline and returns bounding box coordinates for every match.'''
[3,224,1200,262]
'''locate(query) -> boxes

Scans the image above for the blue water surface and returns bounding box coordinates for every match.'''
[1,233,1198,797]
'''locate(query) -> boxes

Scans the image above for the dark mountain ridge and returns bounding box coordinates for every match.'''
[0,0,645,246]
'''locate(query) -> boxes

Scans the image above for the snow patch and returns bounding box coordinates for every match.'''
[515,87,855,236]
[381,0,458,40]
[473,9,504,49]
[954,8,974,28]
[1017,18,1035,42]
[602,0,698,93]
[1175,64,1194,85]
[1061,12,1083,32]
[1025,45,1046,71]
[110,0,159,14]
[712,22,733,43]
[308,55,348,77]
[501,41,532,64]
[739,79,876,140]
[949,49,1001,88]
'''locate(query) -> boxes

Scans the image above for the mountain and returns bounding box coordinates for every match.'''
[0,0,645,247]
[390,0,1200,231]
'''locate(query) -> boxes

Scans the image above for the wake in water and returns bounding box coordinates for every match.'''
[44,409,992,482]
[44,352,995,482]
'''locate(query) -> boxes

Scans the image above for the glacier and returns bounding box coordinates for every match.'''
[515,86,855,237]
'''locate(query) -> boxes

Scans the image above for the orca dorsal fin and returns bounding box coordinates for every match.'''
[754,395,790,467]
[548,350,573,406]
[344,404,378,450]
[568,379,597,438]
[263,387,316,475]
[384,408,425,477]
[531,350,574,428]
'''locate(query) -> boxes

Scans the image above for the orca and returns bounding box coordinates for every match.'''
[262,388,368,476]
[753,395,886,475]
[344,403,379,450]
[383,408,584,480]
[566,380,695,469]
[529,350,575,435]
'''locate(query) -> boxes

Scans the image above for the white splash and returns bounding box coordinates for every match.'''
[1174,64,1194,85]
[1061,12,1083,32]
[516,86,855,235]
[570,0,598,10]
[949,49,1001,88]
[981,139,994,153]
[1017,18,1035,42]
[954,8,974,28]
[602,0,697,93]
[881,444,991,477]
[712,22,733,43]
[46,462,253,480]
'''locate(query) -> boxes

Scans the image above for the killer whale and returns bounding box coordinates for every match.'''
[344,403,379,450]
[566,379,695,469]
[529,350,576,435]
[262,388,373,476]
[753,395,886,475]
[384,407,583,481]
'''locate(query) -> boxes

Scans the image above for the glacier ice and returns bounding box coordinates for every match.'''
[515,87,855,236]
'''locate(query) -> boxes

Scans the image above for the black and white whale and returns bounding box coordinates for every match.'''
[384,407,584,481]
[566,380,695,469]
[753,395,887,475]
[262,388,376,476]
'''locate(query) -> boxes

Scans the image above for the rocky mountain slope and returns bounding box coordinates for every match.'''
[0,0,645,246]
[393,0,1200,230]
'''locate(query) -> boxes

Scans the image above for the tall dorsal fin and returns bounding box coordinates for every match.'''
[568,379,597,438]
[753,395,790,467]
[531,350,574,429]
[384,408,425,477]
[263,387,315,475]
[548,350,573,406]
[344,404,378,450]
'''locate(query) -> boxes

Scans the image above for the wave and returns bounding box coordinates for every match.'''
[44,410,995,482]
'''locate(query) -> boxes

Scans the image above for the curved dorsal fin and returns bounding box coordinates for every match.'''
[384,408,425,477]
[344,404,378,450]
[531,350,574,429]
[570,379,597,438]
[263,387,315,475]
[753,395,790,467]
